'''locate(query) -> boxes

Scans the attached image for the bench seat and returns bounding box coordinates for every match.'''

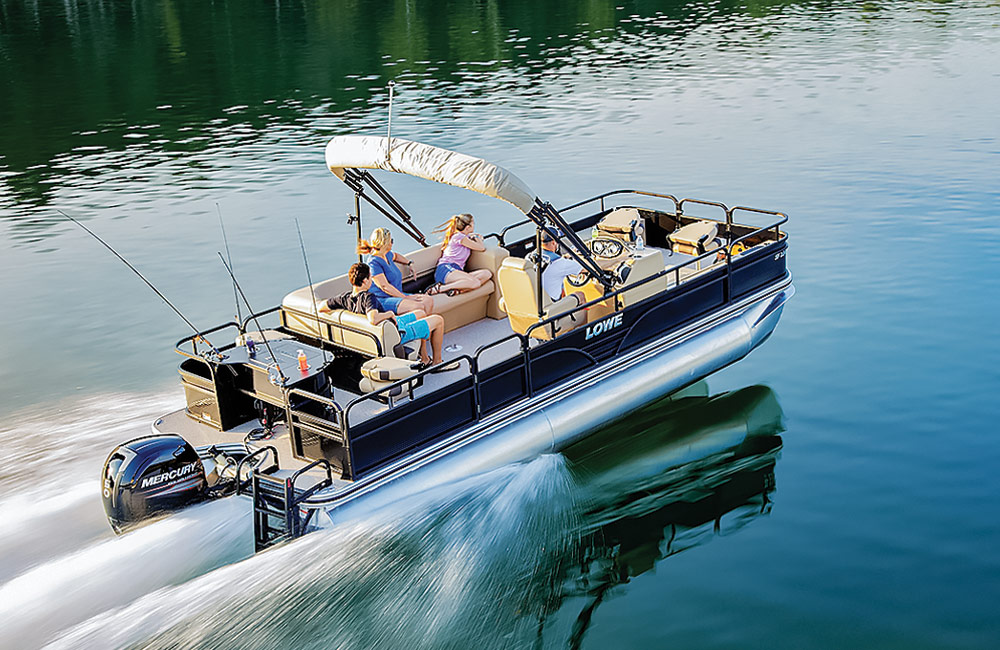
[280,242,509,357]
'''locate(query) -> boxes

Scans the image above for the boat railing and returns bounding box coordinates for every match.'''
[554,189,788,233]
[240,305,282,333]
[285,387,352,477]
[560,189,681,216]
[474,332,529,401]
[500,189,785,251]
[729,206,788,242]
[524,211,788,340]
[235,445,279,496]
[174,321,242,360]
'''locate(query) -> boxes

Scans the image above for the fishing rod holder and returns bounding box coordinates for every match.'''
[267,364,287,387]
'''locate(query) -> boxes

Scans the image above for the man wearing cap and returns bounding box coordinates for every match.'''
[540,231,586,305]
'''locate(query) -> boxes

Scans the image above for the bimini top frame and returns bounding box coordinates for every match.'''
[325,135,613,291]
[325,135,538,213]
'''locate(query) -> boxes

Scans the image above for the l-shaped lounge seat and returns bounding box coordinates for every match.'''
[280,242,510,359]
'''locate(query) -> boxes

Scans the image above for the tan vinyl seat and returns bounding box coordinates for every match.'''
[280,243,511,352]
[497,257,585,340]
[359,357,420,403]
[668,220,719,256]
[596,207,645,245]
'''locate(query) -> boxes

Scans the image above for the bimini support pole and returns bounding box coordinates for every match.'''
[387,80,396,144]
[341,168,427,247]
[352,193,363,264]
[526,201,612,290]
[535,225,545,319]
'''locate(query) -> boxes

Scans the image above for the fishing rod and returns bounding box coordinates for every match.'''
[295,218,329,364]
[216,252,288,386]
[217,203,241,325]
[57,209,224,360]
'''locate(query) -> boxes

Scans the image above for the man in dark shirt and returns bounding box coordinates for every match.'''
[319,262,447,367]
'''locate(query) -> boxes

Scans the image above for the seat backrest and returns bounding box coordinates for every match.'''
[596,207,645,244]
[497,256,552,319]
[467,244,510,319]
[280,276,404,357]
[668,220,718,255]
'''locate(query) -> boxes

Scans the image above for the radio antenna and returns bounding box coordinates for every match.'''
[58,209,222,359]
[295,218,329,364]
[217,203,241,324]
[216,252,287,386]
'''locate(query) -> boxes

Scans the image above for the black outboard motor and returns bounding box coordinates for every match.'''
[101,435,209,534]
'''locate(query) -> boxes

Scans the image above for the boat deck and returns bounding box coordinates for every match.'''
[346,315,529,422]
[154,410,351,490]
[345,246,713,422]
[159,245,718,444]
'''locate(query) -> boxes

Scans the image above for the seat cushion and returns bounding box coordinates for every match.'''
[359,376,412,399]
[669,221,718,249]
[429,279,495,332]
[596,208,644,243]
[360,356,419,382]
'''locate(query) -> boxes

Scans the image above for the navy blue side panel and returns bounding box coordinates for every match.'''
[617,277,726,353]
[731,242,786,299]
[349,381,476,476]
[529,347,598,392]
[478,357,528,413]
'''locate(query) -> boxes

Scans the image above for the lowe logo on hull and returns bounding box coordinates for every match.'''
[585,313,624,340]
[140,462,199,489]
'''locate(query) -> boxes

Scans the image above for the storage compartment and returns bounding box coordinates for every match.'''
[179,358,256,431]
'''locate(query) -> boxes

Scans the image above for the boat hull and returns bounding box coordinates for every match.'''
[310,277,794,527]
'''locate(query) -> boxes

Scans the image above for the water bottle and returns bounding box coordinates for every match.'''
[297,349,308,372]
[635,234,645,251]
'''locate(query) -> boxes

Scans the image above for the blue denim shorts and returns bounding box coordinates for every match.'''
[435,262,462,284]
[396,312,430,344]
[376,295,404,314]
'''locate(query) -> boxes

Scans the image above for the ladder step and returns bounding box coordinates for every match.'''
[250,458,333,552]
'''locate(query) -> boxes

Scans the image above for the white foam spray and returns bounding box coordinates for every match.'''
[0,391,183,581]
[48,454,580,650]
[0,495,253,649]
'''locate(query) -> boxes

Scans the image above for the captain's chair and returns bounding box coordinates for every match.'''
[595,207,645,245]
[497,257,585,340]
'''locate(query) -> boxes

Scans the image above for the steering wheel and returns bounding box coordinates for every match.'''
[566,269,591,288]
[589,237,625,259]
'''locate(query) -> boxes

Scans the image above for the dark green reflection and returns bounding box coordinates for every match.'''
[556,383,785,646]
[0,0,846,212]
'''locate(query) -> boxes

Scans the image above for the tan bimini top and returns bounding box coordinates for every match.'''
[324,135,539,214]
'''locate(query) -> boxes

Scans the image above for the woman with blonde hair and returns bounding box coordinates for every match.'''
[358,227,434,315]
[427,213,492,296]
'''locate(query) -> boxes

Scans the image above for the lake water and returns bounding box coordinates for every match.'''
[1,0,999,647]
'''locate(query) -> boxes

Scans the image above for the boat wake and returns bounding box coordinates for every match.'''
[0,385,783,649]
[0,497,253,649]
[0,391,183,581]
[0,392,256,649]
[46,454,580,650]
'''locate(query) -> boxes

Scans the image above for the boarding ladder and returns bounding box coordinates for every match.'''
[236,447,333,552]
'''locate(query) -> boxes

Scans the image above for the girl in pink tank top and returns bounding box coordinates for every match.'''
[429,213,493,296]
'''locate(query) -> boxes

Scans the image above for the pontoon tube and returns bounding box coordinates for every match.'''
[316,284,793,526]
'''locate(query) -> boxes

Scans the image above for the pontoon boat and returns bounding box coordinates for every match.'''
[101,136,793,551]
